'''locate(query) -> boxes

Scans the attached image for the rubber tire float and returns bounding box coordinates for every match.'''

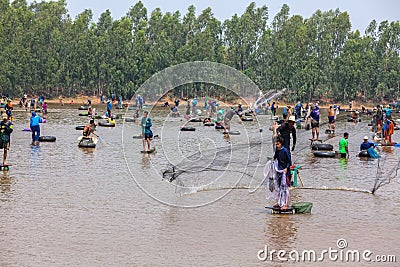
[98,122,116,127]
[311,143,334,151]
[223,131,240,135]
[313,151,336,158]
[39,136,56,142]
[181,126,196,131]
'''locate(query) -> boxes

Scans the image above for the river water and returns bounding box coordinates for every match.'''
[0,105,399,266]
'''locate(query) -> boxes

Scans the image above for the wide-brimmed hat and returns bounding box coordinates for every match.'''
[288,115,296,122]
[2,113,7,120]
[364,136,369,140]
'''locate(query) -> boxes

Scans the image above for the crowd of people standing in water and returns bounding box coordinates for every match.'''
[263,99,399,210]
[1,92,399,207]
[0,92,149,163]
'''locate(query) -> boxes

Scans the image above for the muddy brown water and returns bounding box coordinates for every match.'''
[0,106,399,266]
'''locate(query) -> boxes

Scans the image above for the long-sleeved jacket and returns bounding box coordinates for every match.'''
[30,114,42,127]
[277,122,296,147]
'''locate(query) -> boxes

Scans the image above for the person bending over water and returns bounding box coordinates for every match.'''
[30,111,43,145]
[360,136,375,151]
[83,119,96,137]
[224,107,237,132]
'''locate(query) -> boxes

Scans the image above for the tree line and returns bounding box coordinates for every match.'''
[1,0,399,103]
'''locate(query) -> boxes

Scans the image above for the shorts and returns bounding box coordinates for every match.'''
[311,121,319,129]
[0,141,10,150]
[224,117,231,124]
[328,116,335,124]
[144,133,152,139]
[340,153,347,158]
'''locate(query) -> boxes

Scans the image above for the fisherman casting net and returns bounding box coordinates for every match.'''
[162,139,268,196]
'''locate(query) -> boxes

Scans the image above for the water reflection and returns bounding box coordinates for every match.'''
[381,146,394,154]
[0,172,12,197]
[29,144,41,176]
[223,134,231,143]
[141,153,151,169]
[265,214,297,251]
[78,145,96,155]
[0,106,399,266]
[338,158,348,180]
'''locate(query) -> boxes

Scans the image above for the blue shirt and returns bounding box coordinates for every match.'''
[360,141,375,151]
[385,108,392,116]
[310,107,320,121]
[141,117,152,134]
[107,102,112,110]
[382,120,390,131]
[192,99,197,106]
[273,146,292,171]
[30,115,42,127]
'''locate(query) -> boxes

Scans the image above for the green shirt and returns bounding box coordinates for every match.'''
[339,138,348,154]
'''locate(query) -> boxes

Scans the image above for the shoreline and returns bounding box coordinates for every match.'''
[21,95,380,111]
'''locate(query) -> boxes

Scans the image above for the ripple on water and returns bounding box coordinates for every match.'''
[0,107,399,265]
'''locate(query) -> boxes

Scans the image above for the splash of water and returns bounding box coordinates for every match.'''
[254,88,287,108]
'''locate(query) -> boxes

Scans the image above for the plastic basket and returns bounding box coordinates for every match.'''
[292,202,313,214]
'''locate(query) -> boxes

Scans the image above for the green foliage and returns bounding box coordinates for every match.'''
[0,1,399,103]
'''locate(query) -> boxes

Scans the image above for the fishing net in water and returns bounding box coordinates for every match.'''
[161,139,269,196]
[264,160,290,207]
[371,155,400,194]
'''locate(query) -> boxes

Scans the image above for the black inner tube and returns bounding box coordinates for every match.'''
[311,143,333,151]
[241,117,253,121]
[313,151,336,158]
[98,122,116,127]
[181,127,196,131]
[39,136,56,142]
[79,139,96,147]
[223,131,240,135]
